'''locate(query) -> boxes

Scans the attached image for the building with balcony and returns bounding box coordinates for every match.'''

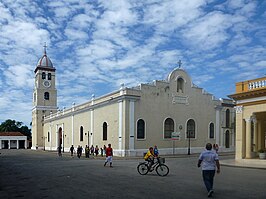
[229,76,266,160]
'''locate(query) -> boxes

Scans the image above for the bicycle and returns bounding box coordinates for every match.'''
[137,157,169,176]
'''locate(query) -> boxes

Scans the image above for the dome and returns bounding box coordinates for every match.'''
[37,54,53,68]
[36,43,54,68]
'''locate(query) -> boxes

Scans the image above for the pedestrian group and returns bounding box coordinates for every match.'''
[57,142,220,197]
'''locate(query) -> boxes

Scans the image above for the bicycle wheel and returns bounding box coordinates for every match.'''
[156,164,169,176]
[137,163,149,175]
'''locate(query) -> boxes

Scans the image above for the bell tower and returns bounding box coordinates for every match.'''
[32,43,57,150]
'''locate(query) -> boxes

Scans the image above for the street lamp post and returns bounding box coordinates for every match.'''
[88,131,90,147]
[63,134,66,153]
[187,131,191,155]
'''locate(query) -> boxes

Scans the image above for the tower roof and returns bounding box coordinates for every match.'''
[37,54,53,68]
[35,43,55,73]
[37,43,53,68]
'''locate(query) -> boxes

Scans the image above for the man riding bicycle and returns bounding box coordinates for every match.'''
[144,147,155,170]
[137,146,169,176]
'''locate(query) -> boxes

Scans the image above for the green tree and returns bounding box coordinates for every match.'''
[0,119,31,139]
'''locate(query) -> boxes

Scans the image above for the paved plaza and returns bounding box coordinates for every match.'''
[0,150,265,199]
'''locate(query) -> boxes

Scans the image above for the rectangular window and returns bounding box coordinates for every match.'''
[42,72,46,79]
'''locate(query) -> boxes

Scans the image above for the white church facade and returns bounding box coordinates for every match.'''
[32,48,235,156]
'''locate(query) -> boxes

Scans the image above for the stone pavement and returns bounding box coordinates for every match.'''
[0,149,265,199]
[220,158,266,169]
[18,149,266,169]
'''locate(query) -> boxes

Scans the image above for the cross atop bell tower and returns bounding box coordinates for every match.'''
[43,42,47,55]
[178,60,182,68]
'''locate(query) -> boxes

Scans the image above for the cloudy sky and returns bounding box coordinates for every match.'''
[0,0,265,127]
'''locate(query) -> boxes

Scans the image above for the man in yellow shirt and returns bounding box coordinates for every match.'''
[144,147,155,170]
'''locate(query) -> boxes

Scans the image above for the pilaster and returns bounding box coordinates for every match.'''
[215,105,222,146]
[245,118,252,158]
[257,120,262,150]
[118,100,123,155]
[253,118,258,152]
[129,100,135,151]
[235,106,244,159]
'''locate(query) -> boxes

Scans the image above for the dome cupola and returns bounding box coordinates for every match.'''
[34,43,55,73]
[37,43,53,68]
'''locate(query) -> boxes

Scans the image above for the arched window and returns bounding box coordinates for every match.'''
[164,118,174,139]
[226,109,230,128]
[48,132,50,142]
[80,126,84,141]
[137,119,145,139]
[48,73,51,80]
[187,119,196,138]
[44,92,49,100]
[209,123,214,139]
[177,77,184,93]
[42,72,46,79]
[103,122,107,140]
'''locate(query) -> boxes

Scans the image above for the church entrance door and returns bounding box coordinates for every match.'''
[58,127,62,148]
[225,130,230,148]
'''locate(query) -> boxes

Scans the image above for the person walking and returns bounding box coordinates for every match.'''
[57,145,62,157]
[90,145,94,156]
[77,145,82,158]
[198,143,220,197]
[95,145,99,156]
[103,145,106,156]
[80,145,83,157]
[215,144,219,153]
[104,144,113,167]
[70,145,75,157]
[85,145,90,158]
[100,147,103,157]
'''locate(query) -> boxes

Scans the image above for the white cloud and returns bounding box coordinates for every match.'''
[3,21,49,46]
[4,64,33,88]
[64,28,89,40]
[143,0,205,31]
[227,0,246,9]
[181,11,233,50]
[254,60,266,70]
[192,74,215,86]
[98,0,138,25]
[0,0,265,126]
[227,32,251,49]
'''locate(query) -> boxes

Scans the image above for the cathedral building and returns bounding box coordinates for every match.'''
[32,47,235,156]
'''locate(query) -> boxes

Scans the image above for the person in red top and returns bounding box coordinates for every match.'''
[104,143,113,167]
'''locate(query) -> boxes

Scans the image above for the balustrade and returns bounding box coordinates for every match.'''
[248,80,266,90]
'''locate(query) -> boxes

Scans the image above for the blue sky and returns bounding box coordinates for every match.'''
[0,0,265,127]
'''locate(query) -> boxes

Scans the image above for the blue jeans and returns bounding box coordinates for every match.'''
[202,170,215,192]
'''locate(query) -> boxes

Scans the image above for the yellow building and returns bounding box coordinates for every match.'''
[229,77,266,160]
[32,47,236,156]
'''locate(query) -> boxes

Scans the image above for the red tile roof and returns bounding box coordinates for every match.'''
[0,132,25,136]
